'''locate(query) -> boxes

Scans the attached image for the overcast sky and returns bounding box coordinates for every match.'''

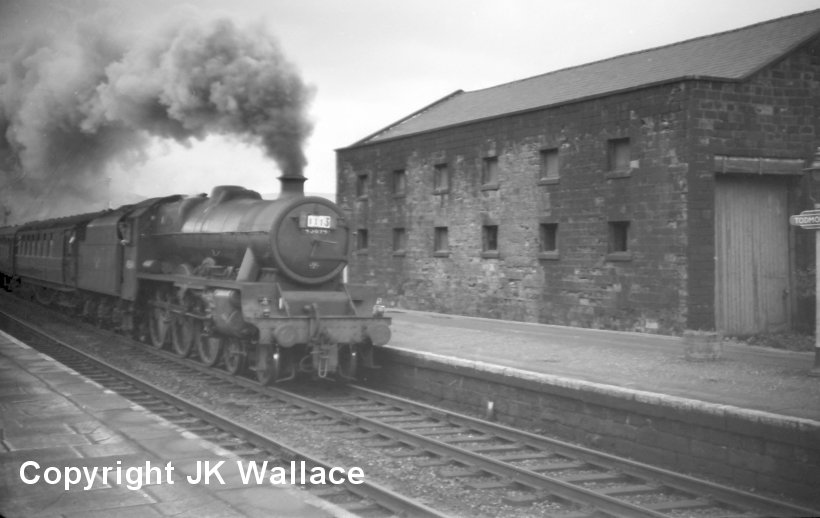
[3,0,820,205]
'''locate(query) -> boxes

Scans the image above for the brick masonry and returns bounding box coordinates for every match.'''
[367,348,820,506]
[337,39,820,334]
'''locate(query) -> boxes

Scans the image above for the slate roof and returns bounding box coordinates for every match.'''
[355,9,820,145]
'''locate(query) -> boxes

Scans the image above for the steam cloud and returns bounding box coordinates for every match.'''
[0,5,314,223]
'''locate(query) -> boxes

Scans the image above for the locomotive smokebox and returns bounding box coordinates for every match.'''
[152,184,349,285]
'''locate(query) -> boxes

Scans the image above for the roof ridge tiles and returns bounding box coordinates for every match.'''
[356,8,820,144]
[464,7,820,96]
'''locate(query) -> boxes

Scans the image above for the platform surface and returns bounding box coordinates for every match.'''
[0,331,351,518]
[386,309,820,423]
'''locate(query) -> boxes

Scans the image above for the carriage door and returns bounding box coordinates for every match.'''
[63,229,77,286]
[715,175,790,335]
[119,217,139,300]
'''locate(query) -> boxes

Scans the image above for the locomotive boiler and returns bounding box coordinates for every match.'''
[0,179,391,384]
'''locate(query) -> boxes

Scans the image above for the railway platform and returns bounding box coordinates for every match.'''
[0,330,349,518]
[385,309,820,422]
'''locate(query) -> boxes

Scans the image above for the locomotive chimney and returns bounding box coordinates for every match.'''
[278,173,306,199]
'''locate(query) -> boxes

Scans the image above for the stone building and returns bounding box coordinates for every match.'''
[336,10,820,335]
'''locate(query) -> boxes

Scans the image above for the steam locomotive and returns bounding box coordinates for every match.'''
[0,180,391,383]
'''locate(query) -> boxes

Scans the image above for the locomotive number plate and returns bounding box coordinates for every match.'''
[306,215,332,229]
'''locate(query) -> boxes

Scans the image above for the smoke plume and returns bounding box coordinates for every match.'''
[0,4,313,223]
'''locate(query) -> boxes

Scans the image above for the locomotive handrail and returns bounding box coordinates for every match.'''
[304,256,348,261]
[144,299,209,321]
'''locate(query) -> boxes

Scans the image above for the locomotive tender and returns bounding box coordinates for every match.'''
[0,181,391,383]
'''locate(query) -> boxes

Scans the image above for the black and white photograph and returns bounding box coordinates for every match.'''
[1,0,819,516]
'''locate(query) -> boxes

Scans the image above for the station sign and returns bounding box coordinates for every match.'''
[790,209,820,230]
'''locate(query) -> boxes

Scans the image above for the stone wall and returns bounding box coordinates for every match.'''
[339,82,691,333]
[337,39,820,333]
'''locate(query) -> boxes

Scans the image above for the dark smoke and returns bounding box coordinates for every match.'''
[0,4,313,224]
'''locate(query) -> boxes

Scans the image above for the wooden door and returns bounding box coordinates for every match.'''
[715,175,790,335]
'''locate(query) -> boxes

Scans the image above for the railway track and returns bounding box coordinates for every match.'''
[308,386,820,518]
[0,310,446,518]
[2,298,818,517]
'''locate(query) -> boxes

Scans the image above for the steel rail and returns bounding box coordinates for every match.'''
[123,343,665,516]
[132,352,661,516]
[266,389,671,518]
[123,345,817,517]
[350,384,820,518]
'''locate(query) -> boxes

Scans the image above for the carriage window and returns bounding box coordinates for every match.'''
[117,221,132,244]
